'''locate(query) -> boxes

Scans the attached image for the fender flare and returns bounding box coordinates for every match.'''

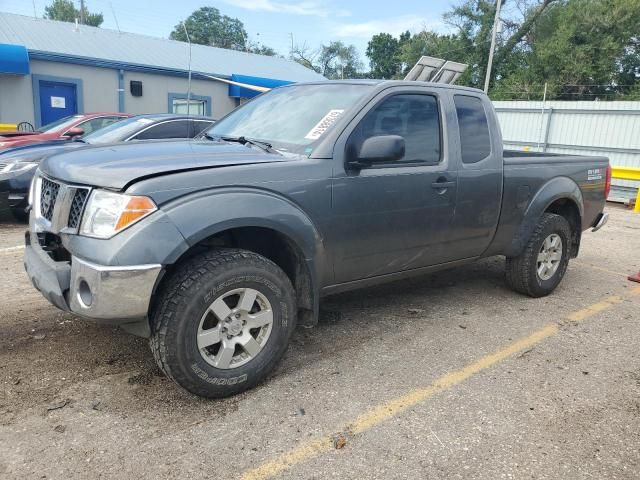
[160,187,326,319]
[507,176,583,257]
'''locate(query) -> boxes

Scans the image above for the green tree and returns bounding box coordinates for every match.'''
[170,7,248,51]
[525,0,640,100]
[249,43,278,56]
[366,33,400,79]
[291,41,363,78]
[317,41,363,79]
[44,0,103,27]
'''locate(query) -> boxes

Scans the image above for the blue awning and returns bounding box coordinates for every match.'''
[229,74,293,98]
[0,44,29,75]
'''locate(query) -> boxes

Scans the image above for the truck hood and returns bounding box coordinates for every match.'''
[40,140,292,189]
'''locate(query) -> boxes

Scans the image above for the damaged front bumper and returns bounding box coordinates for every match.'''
[24,231,161,329]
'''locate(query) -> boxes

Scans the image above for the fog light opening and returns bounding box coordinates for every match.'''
[77,279,93,307]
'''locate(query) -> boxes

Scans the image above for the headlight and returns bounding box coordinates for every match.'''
[79,190,157,239]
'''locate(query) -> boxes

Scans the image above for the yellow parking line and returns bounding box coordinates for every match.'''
[566,295,624,322]
[240,289,639,480]
[241,324,557,480]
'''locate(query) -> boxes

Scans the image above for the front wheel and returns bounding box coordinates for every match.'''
[150,248,296,398]
[505,213,572,297]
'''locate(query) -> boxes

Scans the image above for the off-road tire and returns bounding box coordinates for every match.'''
[505,213,572,298]
[150,248,296,398]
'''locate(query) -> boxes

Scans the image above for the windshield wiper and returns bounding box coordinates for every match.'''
[204,133,276,153]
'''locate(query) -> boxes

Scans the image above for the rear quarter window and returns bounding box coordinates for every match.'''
[454,95,491,164]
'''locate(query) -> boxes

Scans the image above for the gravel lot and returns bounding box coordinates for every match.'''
[1,205,639,479]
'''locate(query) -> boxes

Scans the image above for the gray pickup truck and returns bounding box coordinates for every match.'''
[24,81,610,398]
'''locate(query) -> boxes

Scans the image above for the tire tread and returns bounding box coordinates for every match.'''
[505,213,571,297]
[150,248,294,397]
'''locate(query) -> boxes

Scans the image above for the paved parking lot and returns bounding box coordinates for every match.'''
[1,205,640,479]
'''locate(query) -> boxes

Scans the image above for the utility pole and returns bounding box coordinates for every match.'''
[182,21,192,119]
[79,0,85,25]
[483,0,502,93]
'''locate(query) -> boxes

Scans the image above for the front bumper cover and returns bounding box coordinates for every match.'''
[24,232,161,323]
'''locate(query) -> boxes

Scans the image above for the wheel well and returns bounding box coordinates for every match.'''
[162,226,314,314]
[545,198,581,257]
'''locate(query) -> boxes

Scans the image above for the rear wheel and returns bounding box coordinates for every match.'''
[506,213,572,297]
[150,248,296,398]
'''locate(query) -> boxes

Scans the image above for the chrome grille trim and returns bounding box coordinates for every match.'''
[40,178,60,221]
[33,174,91,234]
[68,189,89,229]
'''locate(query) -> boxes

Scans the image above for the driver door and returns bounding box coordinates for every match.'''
[329,88,459,284]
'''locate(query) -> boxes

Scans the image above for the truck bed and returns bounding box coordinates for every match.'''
[484,151,609,258]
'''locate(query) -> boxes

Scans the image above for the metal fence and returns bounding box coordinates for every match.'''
[493,101,640,200]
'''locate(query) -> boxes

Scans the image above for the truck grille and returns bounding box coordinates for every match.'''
[35,175,91,233]
[67,188,89,229]
[40,178,60,221]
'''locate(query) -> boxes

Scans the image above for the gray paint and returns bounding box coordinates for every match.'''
[33,80,609,327]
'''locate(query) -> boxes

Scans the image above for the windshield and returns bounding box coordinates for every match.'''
[205,83,373,154]
[82,116,156,144]
[40,115,83,133]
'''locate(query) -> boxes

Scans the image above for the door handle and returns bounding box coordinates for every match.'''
[431,180,456,189]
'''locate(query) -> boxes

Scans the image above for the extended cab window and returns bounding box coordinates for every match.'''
[454,95,491,164]
[349,94,441,166]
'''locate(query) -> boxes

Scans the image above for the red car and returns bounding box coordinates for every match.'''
[0,113,131,150]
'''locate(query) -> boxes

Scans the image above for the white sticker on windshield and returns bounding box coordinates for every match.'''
[304,109,344,140]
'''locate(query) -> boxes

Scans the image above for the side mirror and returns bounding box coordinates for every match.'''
[349,135,405,168]
[65,127,84,138]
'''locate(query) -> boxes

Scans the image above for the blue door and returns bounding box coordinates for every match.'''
[39,81,77,126]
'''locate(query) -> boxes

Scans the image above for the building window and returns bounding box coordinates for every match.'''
[168,93,212,117]
[171,98,206,115]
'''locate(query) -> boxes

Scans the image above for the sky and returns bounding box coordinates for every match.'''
[1,0,455,65]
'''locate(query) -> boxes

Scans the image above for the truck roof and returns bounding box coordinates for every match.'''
[279,79,485,95]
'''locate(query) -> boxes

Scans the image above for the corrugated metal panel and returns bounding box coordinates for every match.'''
[494,100,640,195]
[0,12,325,82]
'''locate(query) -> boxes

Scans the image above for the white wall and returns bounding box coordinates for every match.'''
[0,74,33,125]
[494,101,640,196]
[0,60,239,126]
[123,71,237,119]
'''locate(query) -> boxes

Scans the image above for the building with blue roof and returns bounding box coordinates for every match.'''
[0,12,324,127]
